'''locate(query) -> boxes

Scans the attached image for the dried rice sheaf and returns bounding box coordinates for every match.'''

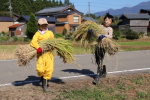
[16,38,75,66]
[73,20,120,55]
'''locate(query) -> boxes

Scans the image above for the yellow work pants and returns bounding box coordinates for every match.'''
[36,52,54,80]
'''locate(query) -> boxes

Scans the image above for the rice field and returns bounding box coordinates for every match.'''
[0,45,19,60]
[0,40,150,60]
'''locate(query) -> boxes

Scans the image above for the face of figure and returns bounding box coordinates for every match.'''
[39,24,48,31]
[104,17,112,27]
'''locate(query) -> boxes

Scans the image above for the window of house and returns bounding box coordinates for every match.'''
[74,16,79,23]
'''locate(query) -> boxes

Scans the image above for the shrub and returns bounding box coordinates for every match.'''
[55,33,63,38]
[26,13,38,39]
[113,30,120,40]
[147,32,150,36]
[64,34,71,39]
[24,38,31,42]
[139,32,144,37]
[13,37,18,42]
[123,29,139,40]
[62,28,67,35]
[0,36,10,42]
[0,31,8,37]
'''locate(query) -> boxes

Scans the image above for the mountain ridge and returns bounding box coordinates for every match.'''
[94,1,150,16]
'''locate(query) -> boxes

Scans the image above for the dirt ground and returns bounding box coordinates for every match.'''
[0,73,150,100]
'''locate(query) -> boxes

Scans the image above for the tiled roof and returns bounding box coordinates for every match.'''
[82,17,99,22]
[8,24,24,28]
[35,5,69,14]
[20,15,58,22]
[0,17,13,22]
[119,14,150,19]
[35,5,83,15]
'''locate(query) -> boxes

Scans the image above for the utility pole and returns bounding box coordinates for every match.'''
[9,0,12,17]
[88,2,90,17]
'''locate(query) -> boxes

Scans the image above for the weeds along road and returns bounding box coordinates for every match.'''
[0,50,150,86]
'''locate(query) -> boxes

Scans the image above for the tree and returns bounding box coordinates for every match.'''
[0,0,73,16]
[84,13,97,19]
[59,0,63,6]
[26,13,38,39]
[64,0,69,5]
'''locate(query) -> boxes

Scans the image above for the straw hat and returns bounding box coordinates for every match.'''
[38,18,48,25]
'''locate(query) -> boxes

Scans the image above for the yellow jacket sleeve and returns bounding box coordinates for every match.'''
[30,32,40,49]
[49,31,54,39]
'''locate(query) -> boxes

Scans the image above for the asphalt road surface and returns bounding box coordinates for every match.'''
[0,50,150,86]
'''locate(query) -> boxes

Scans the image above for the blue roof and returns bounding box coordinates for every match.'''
[0,17,13,22]
[20,15,58,22]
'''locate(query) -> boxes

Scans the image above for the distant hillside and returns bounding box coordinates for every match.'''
[94,1,150,16]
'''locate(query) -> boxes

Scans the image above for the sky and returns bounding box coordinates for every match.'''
[61,0,150,14]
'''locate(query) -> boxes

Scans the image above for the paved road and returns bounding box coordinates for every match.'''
[0,50,150,86]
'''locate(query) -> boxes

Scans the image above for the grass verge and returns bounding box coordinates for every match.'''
[0,73,150,100]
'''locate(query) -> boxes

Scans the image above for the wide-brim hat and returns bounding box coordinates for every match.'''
[38,18,48,25]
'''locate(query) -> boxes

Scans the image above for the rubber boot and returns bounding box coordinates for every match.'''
[40,76,43,82]
[92,68,102,85]
[40,76,49,87]
[42,79,50,92]
[102,65,107,77]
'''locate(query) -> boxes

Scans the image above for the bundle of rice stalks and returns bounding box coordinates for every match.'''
[73,20,119,55]
[95,38,119,55]
[73,20,107,47]
[16,38,75,66]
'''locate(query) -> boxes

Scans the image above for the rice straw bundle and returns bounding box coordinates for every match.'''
[96,38,119,55]
[73,20,119,55]
[16,38,75,66]
[73,20,107,47]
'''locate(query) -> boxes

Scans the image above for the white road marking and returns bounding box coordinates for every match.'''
[0,68,150,87]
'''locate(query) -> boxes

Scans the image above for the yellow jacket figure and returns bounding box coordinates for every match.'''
[30,18,54,91]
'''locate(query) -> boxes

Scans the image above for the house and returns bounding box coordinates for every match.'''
[8,23,25,37]
[35,5,83,34]
[140,9,150,15]
[0,17,14,33]
[82,17,99,23]
[14,15,58,37]
[119,13,150,34]
[139,9,150,33]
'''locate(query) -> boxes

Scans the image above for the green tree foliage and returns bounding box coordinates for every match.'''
[97,16,105,24]
[83,13,98,19]
[0,0,10,16]
[64,0,69,5]
[111,17,120,26]
[0,0,75,16]
[59,0,63,6]
[26,13,38,39]
[64,0,75,8]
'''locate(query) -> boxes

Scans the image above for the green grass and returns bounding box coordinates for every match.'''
[0,45,18,51]
[55,74,150,100]
[117,41,150,46]
[57,87,127,100]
